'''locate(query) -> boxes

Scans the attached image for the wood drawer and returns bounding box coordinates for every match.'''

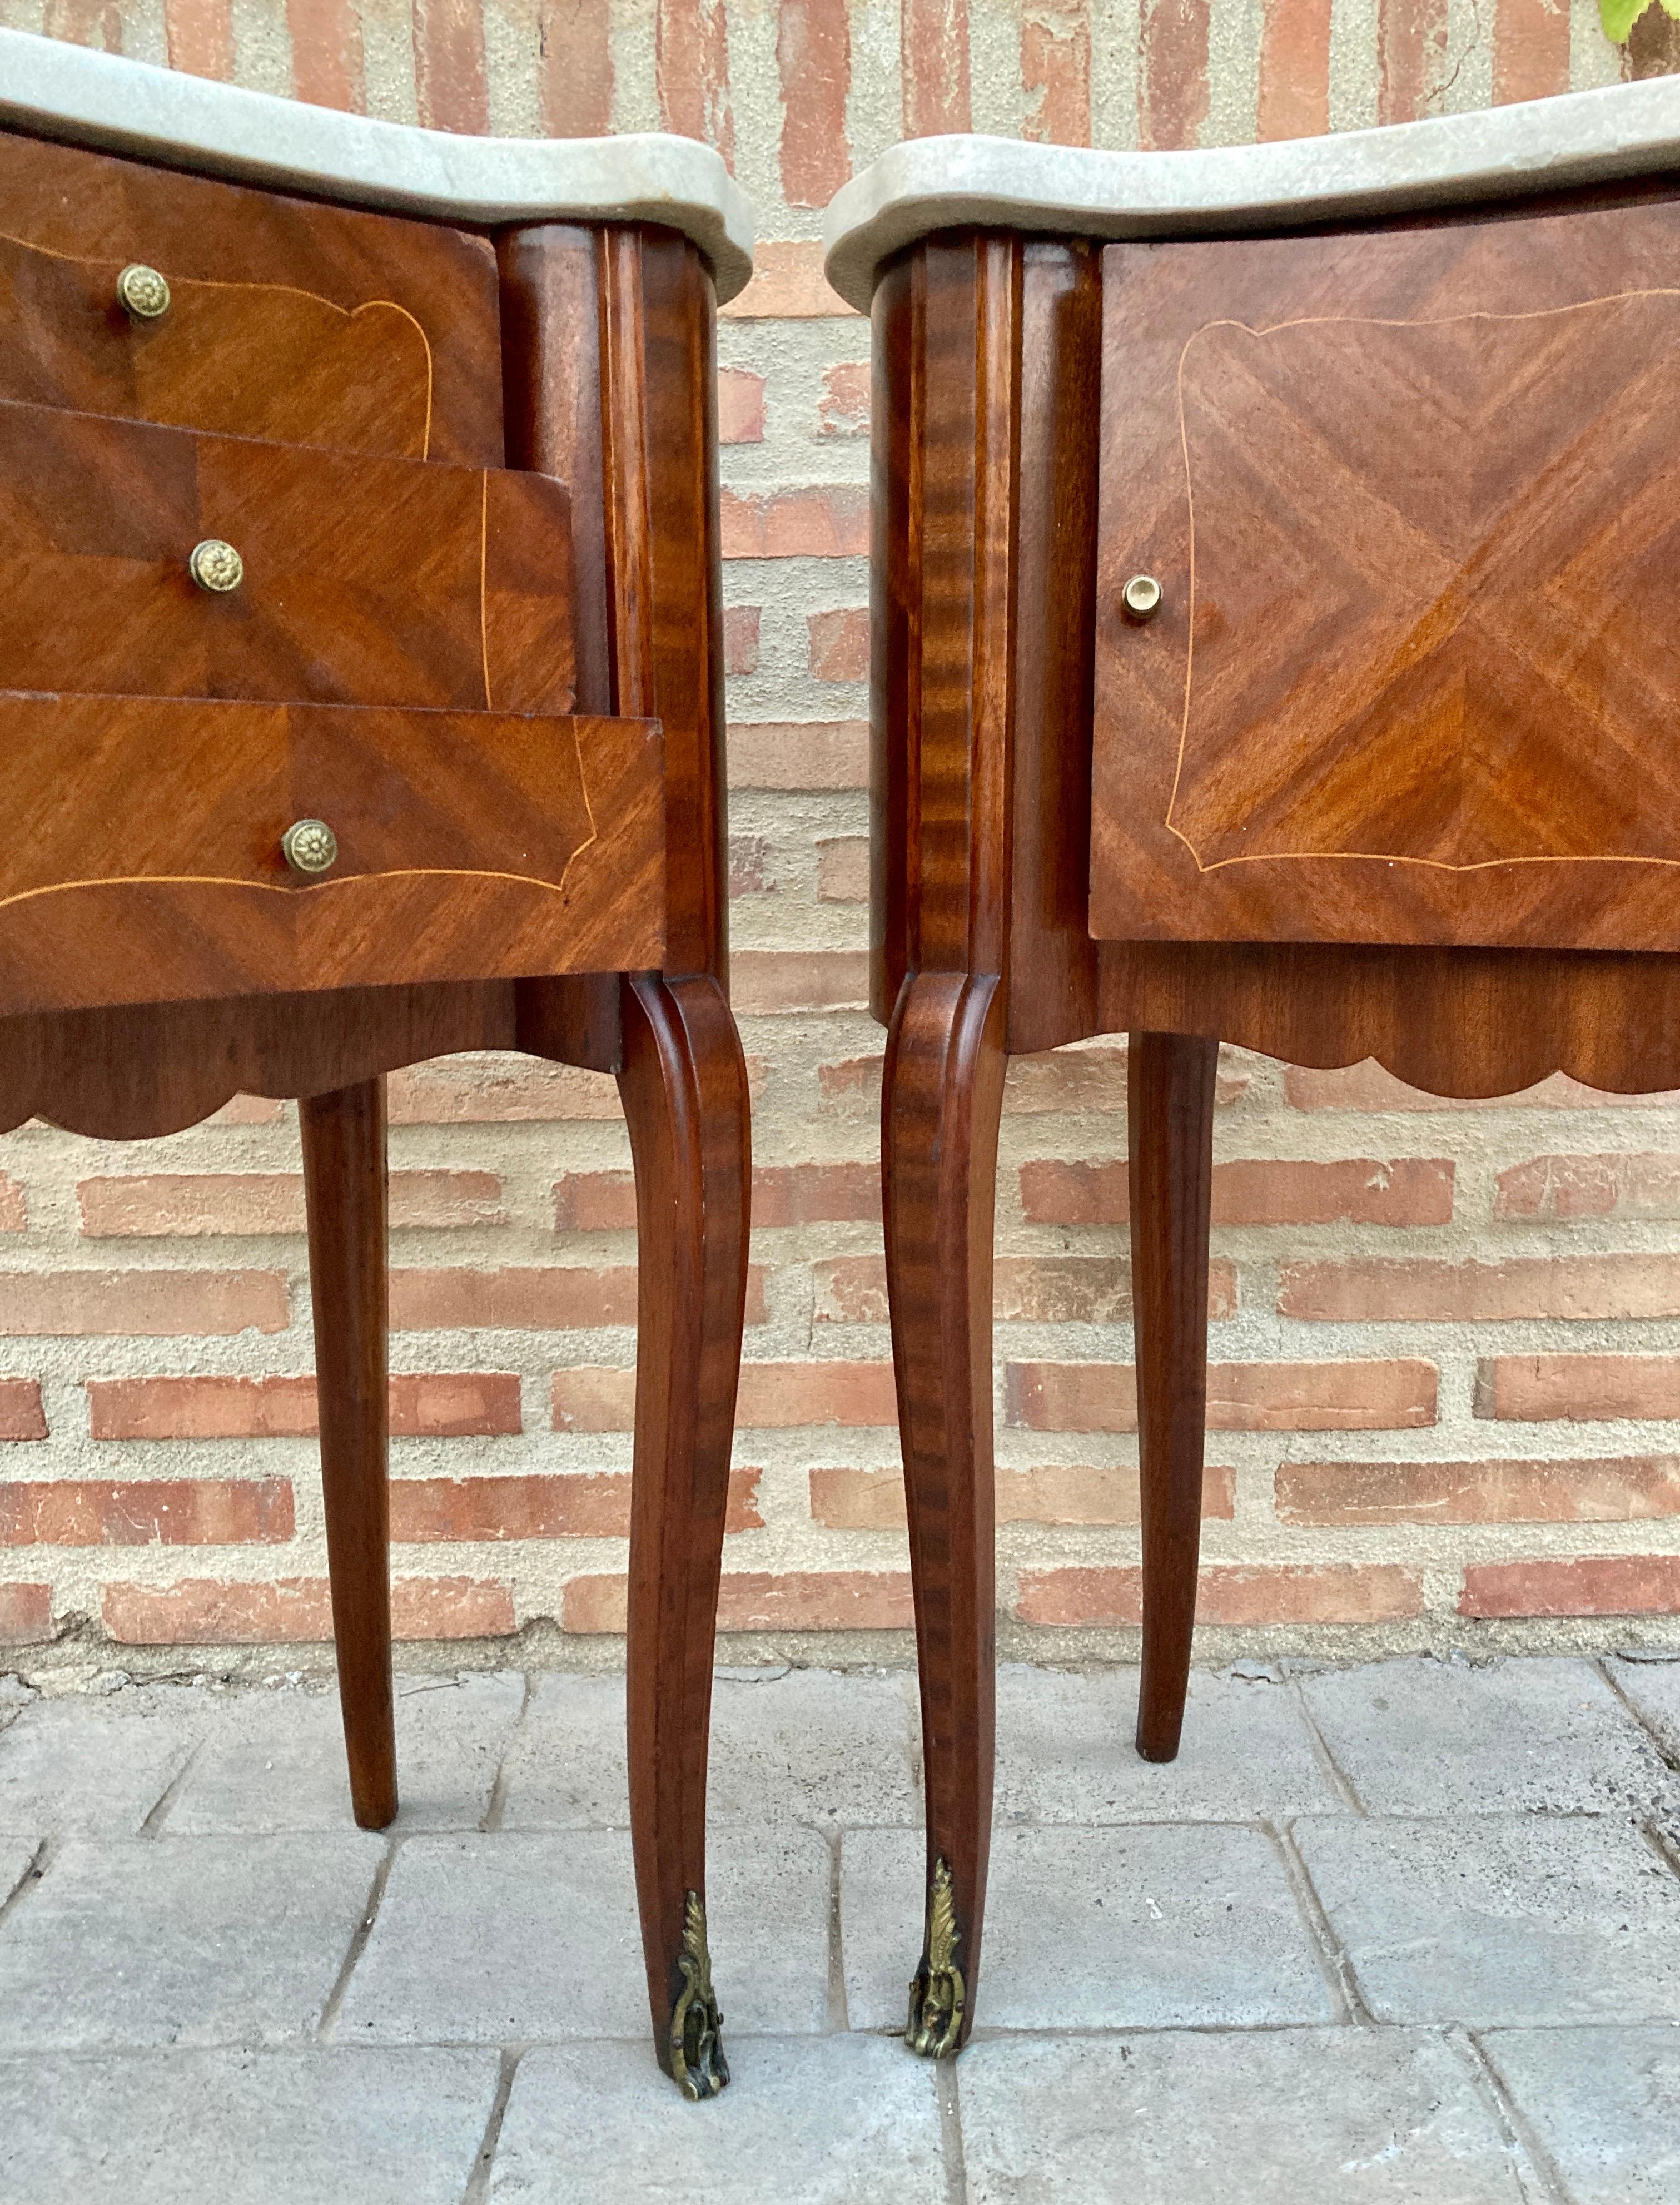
[0,400,574,712]
[1090,195,1680,955]
[0,131,501,463]
[0,692,663,1014]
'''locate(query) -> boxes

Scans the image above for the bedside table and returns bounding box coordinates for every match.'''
[826,82,1680,2054]
[0,29,752,2098]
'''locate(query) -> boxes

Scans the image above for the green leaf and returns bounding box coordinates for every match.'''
[1601,0,1652,40]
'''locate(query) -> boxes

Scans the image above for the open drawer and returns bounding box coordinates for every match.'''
[0,692,663,1014]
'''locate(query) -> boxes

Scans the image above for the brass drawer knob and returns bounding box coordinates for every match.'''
[189,539,244,594]
[1122,574,1163,620]
[116,264,171,320]
[282,819,338,876]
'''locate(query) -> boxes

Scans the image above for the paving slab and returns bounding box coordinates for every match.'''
[995,1663,1345,1824]
[1300,1657,1671,1816]
[489,2035,945,2203]
[1610,1655,1680,1765]
[958,2028,1532,2203]
[842,1823,1335,2032]
[0,2047,500,2205]
[1484,2025,1680,2204]
[340,1823,830,2044]
[167,1673,526,1834]
[499,1668,919,1829]
[0,1832,383,2049]
[0,1689,206,1835]
[1295,1814,1680,2025]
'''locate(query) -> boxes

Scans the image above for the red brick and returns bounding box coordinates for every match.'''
[0,1175,25,1231]
[554,1171,639,1232]
[809,1461,1236,1531]
[817,836,869,902]
[1379,0,1449,123]
[387,1057,621,1124]
[391,1464,762,1540]
[1475,1355,1680,1424]
[1493,0,1569,105]
[753,1161,881,1226]
[0,1271,287,1338]
[1280,1256,1680,1324]
[103,1573,515,1642]
[538,0,611,131]
[0,1380,46,1441]
[655,0,734,163]
[1283,1063,1680,1112]
[1006,1358,1438,1432]
[0,1582,51,1644]
[717,366,766,444]
[78,1170,504,1236]
[1017,1155,1454,1228]
[1017,1562,1423,1627]
[390,1268,641,1330]
[720,487,869,560]
[807,607,869,682]
[778,0,853,206]
[903,0,970,132]
[1140,0,1210,150]
[0,1477,293,1546]
[1460,1556,1680,1620]
[1257,0,1331,137]
[88,1372,522,1441]
[718,241,861,320]
[1493,1153,1680,1222]
[1021,0,1092,143]
[551,1367,637,1433]
[812,1253,1233,1325]
[1276,1456,1680,1526]
[722,605,761,676]
[412,0,489,131]
[732,951,870,1014]
[729,721,868,791]
[817,362,871,438]
[739,1361,898,1427]
[729,833,772,896]
[563,1568,914,1632]
[165,0,234,80]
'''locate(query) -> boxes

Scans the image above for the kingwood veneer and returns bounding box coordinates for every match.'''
[0,29,753,2099]
[824,83,1680,2056]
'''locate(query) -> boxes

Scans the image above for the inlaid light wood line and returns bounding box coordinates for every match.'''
[479,469,492,710]
[1164,289,1680,876]
[0,226,438,456]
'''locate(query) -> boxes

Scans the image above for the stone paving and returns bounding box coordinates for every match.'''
[0,1653,1677,2201]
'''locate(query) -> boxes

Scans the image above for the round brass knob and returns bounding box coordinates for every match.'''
[282,819,338,876]
[188,539,244,594]
[1122,574,1163,621]
[116,264,171,320]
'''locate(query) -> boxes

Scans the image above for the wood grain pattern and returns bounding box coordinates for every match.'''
[1091,197,1680,952]
[0,694,663,1012]
[0,130,503,465]
[0,402,574,712]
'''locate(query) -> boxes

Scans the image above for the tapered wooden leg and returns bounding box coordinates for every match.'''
[1130,1031,1220,1764]
[882,970,1007,2058]
[617,972,751,2100]
[299,1077,396,1831]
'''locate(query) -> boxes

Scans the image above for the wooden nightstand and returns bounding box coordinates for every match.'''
[0,29,752,2098]
[825,82,1680,2055]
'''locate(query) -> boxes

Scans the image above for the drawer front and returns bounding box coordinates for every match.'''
[0,693,663,1012]
[1090,196,1680,953]
[0,132,502,464]
[0,401,574,713]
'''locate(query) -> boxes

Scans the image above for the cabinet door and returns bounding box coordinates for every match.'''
[1091,195,1680,952]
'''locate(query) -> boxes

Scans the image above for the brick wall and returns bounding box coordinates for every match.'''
[4,0,1678,1673]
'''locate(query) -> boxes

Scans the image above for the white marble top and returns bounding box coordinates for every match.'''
[823,83,1680,310]
[0,27,754,301]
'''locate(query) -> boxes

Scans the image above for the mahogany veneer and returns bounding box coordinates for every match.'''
[0,76,748,2103]
[839,136,1680,2057]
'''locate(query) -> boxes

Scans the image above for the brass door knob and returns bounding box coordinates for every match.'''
[1122,574,1163,620]
[189,539,244,593]
[116,264,171,320]
[282,819,338,876]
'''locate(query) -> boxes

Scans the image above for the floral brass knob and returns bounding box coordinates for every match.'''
[189,539,244,594]
[281,819,338,876]
[116,264,171,320]
[1122,574,1163,620]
